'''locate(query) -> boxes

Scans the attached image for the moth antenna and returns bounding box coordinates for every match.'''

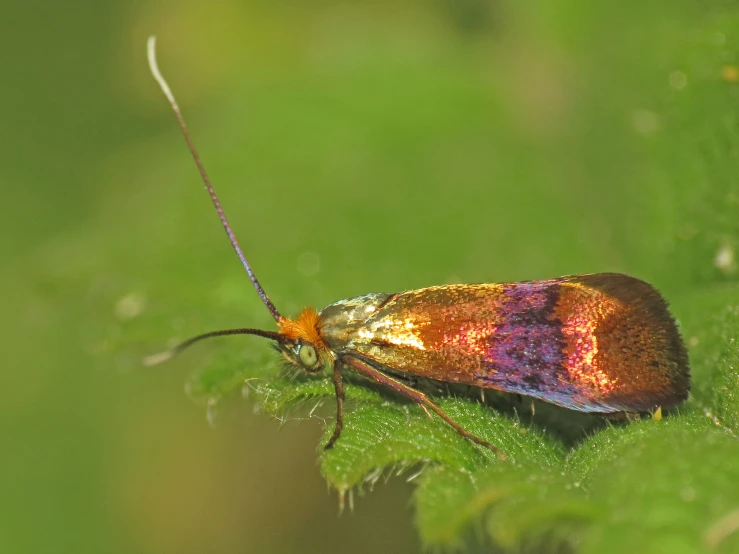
[147,36,282,322]
[143,327,284,366]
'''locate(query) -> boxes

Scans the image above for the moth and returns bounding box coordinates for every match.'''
[145,38,691,461]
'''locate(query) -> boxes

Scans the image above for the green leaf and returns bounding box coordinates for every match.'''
[186,282,739,552]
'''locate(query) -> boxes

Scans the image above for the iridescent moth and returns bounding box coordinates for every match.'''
[145,38,691,461]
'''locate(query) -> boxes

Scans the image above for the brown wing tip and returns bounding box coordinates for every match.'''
[575,273,691,405]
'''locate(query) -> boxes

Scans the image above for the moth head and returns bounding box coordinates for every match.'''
[277,307,329,373]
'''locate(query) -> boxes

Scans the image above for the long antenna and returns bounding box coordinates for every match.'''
[143,327,284,366]
[147,36,282,322]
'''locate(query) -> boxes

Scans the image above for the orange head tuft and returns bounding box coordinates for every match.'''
[278,307,326,350]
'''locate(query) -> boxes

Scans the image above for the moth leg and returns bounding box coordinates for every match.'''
[324,361,345,450]
[343,355,506,461]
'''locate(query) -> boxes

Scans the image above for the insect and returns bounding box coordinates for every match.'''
[145,37,691,461]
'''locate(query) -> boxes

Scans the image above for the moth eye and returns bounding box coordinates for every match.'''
[299,344,318,367]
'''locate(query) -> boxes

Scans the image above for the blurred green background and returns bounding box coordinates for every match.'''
[3,1,739,553]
